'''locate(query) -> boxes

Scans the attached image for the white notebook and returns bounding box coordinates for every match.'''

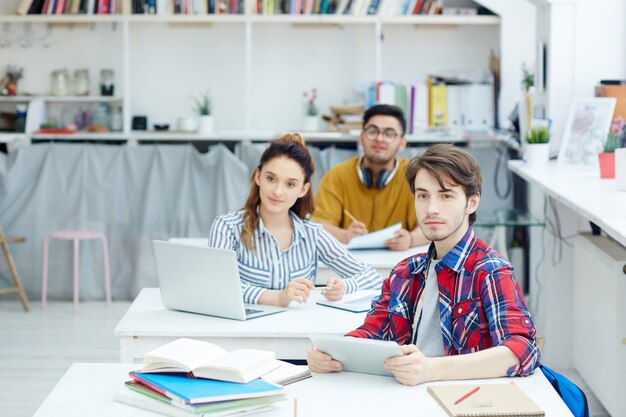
[316,290,379,313]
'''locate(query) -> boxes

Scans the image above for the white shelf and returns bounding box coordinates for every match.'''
[0,133,27,143]
[248,15,377,24]
[31,133,127,140]
[0,14,498,26]
[126,14,247,23]
[381,15,500,25]
[0,14,122,23]
[0,95,123,103]
[0,4,504,146]
[2,130,513,146]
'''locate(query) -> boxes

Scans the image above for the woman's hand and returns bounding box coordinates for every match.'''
[278,278,315,307]
[323,277,346,301]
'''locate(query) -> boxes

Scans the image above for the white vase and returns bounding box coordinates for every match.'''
[615,148,626,191]
[302,115,319,132]
[524,143,550,166]
[197,115,214,135]
[177,117,197,132]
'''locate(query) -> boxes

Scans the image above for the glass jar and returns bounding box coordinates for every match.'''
[110,105,123,131]
[73,68,90,96]
[50,69,70,96]
[100,69,115,96]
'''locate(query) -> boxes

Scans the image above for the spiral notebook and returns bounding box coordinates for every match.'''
[427,382,545,417]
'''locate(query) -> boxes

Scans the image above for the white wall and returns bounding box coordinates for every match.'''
[572,0,626,98]
[479,0,537,129]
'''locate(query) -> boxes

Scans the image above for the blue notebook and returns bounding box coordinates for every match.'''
[130,372,283,405]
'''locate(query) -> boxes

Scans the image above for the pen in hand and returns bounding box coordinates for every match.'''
[343,209,360,223]
[454,386,480,405]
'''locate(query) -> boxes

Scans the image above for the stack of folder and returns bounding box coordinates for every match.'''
[115,371,287,417]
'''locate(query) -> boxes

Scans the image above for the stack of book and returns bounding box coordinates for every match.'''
[115,338,311,416]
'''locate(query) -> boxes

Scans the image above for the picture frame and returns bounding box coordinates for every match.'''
[558,98,616,168]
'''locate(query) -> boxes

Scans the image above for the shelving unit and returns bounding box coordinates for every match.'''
[0,1,508,148]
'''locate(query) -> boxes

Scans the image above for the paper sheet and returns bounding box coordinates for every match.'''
[346,222,402,250]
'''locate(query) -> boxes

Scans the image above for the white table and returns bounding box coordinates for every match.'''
[508,160,626,247]
[509,160,626,417]
[316,246,427,284]
[114,288,367,363]
[33,363,574,417]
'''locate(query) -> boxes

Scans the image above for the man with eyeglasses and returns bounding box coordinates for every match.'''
[314,104,428,250]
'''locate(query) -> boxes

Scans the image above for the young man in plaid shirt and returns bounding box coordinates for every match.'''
[308,144,540,386]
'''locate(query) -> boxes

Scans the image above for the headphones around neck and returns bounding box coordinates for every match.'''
[361,167,390,189]
[357,156,398,189]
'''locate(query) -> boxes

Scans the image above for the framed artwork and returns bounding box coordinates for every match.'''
[558,98,616,167]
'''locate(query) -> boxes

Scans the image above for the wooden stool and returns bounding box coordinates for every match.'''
[0,227,30,311]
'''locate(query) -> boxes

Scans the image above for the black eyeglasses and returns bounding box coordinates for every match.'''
[363,125,400,142]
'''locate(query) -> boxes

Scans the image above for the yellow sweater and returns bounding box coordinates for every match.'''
[313,157,417,232]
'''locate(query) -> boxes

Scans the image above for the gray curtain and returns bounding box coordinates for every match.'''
[0,142,512,302]
[0,144,248,301]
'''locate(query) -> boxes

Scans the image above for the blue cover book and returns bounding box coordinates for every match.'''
[131,372,283,405]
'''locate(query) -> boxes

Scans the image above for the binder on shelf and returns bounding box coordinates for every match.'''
[429,81,447,128]
[464,84,493,131]
[412,83,429,132]
[446,84,463,130]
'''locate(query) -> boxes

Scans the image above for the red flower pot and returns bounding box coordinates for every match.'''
[598,152,615,178]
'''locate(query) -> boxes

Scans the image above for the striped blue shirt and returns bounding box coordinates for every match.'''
[208,210,383,304]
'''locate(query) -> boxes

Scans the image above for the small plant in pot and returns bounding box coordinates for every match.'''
[191,90,213,134]
[302,88,320,131]
[525,126,550,166]
[598,117,626,178]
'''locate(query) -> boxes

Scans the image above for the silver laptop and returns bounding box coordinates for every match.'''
[152,240,286,320]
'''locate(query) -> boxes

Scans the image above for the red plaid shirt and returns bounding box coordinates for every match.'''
[346,228,540,377]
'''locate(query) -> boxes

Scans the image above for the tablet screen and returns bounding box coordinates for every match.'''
[309,334,403,376]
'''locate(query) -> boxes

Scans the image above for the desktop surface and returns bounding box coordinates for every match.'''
[33,363,574,417]
[114,288,368,362]
[508,160,626,247]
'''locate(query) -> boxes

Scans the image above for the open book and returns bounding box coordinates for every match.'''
[141,338,279,384]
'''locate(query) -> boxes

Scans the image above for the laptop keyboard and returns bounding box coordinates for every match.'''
[245,308,262,315]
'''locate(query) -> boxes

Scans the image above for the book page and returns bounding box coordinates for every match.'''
[262,360,312,385]
[346,222,402,250]
[203,349,275,373]
[142,338,228,373]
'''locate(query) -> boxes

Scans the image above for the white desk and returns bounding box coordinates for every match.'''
[509,160,626,417]
[316,246,428,284]
[508,160,626,247]
[114,288,367,363]
[33,363,574,417]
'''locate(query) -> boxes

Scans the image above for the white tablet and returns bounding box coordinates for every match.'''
[309,334,403,376]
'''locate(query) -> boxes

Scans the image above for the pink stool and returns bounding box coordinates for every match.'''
[41,230,111,312]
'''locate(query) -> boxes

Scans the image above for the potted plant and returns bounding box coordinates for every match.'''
[1,65,24,96]
[191,90,213,134]
[525,126,550,166]
[302,88,319,131]
[598,117,625,179]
